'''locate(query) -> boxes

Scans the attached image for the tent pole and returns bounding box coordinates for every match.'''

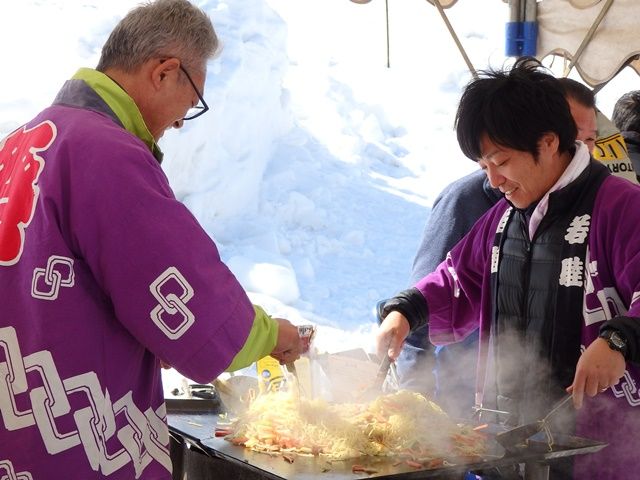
[385,0,390,68]
[524,0,536,23]
[430,0,477,78]
[508,0,521,22]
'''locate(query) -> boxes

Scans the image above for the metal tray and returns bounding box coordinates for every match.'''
[165,397,222,442]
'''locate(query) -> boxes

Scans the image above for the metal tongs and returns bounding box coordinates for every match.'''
[357,353,399,401]
[372,353,399,391]
[495,393,574,453]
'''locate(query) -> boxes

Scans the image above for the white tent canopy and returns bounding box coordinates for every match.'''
[537,0,640,87]
[418,0,639,87]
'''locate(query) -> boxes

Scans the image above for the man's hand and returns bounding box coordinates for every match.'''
[270,318,303,365]
[568,338,626,409]
[375,311,410,361]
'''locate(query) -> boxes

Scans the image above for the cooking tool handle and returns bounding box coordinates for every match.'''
[284,361,298,379]
[374,299,393,387]
[542,392,573,423]
[358,299,397,396]
[374,354,392,387]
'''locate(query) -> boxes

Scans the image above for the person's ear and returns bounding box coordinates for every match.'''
[150,58,180,91]
[539,132,559,154]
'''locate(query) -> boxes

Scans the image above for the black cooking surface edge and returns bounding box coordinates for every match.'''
[166,398,606,480]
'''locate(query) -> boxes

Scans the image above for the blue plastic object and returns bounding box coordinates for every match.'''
[505,21,538,57]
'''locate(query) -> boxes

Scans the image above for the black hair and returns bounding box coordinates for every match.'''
[612,90,640,133]
[455,57,577,162]
[557,77,596,109]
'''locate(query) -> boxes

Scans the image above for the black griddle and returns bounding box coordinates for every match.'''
[166,398,606,480]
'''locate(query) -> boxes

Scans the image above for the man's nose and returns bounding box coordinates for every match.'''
[173,119,184,130]
[485,164,504,189]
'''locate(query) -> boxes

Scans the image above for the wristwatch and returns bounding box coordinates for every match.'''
[599,329,628,358]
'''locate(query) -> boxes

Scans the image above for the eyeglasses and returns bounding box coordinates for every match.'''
[179,64,209,121]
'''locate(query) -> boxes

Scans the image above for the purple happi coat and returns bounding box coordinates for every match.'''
[418,172,640,479]
[0,79,255,477]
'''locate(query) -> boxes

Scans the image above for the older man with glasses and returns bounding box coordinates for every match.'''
[0,1,303,479]
[178,64,210,120]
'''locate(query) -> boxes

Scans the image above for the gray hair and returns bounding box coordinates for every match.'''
[96,0,218,73]
[612,91,640,134]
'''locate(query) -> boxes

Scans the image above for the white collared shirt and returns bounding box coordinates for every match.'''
[528,141,591,239]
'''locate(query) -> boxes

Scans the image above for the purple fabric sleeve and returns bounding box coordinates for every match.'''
[47,107,255,383]
[590,176,640,317]
[416,202,509,345]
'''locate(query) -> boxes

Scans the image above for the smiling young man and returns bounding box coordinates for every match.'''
[0,1,302,478]
[377,58,640,479]
[392,78,601,420]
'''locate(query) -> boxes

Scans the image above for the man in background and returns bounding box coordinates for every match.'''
[612,90,640,182]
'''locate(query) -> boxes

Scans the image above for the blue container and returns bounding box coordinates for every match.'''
[505,21,538,57]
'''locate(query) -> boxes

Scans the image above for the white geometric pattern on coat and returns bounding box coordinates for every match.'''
[31,255,75,300]
[0,459,33,480]
[149,266,195,339]
[0,326,171,478]
[582,247,627,327]
[611,370,640,407]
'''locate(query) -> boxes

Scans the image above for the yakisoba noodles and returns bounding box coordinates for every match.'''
[223,388,487,461]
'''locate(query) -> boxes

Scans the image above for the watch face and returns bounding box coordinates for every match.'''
[601,329,627,353]
[610,331,626,350]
